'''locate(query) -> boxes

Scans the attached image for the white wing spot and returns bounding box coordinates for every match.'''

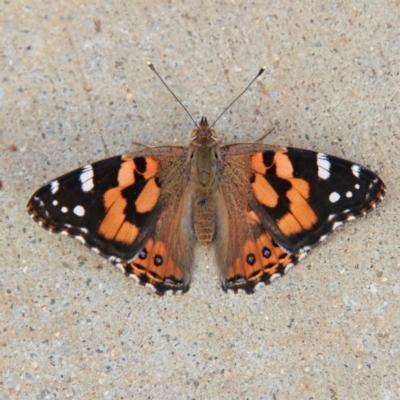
[80,164,94,192]
[347,215,356,221]
[284,263,294,273]
[145,283,157,292]
[115,263,125,273]
[91,247,100,254]
[355,183,360,190]
[130,274,140,283]
[319,234,328,242]
[329,192,340,203]
[269,273,281,282]
[333,221,343,230]
[50,180,59,194]
[328,214,336,221]
[300,246,311,253]
[346,191,353,198]
[317,153,331,180]
[298,253,308,261]
[75,235,85,244]
[351,164,361,178]
[61,206,68,213]
[254,282,266,291]
[52,200,58,206]
[73,205,85,217]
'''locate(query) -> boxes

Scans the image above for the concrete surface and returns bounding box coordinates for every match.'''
[1,1,399,399]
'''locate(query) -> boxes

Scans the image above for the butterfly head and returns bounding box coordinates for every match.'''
[190,117,218,146]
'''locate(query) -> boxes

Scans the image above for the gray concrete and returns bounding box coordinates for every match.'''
[1,1,399,399]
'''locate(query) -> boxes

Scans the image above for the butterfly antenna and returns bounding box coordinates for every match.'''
[208,66,266,130]
[147,62,199,128]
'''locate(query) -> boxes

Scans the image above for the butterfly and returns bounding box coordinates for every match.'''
[27,65,386,295]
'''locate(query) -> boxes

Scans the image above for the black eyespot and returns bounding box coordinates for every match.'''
[262,247,271,258]
[154,254,163,266]
[246,253,256,265]
[139,248,147,260]
[198,199,206,206]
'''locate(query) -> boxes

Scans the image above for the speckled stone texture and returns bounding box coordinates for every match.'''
[1,1,399,399]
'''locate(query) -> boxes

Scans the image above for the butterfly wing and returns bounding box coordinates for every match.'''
[216,144,386,292]
[27,146,195,294]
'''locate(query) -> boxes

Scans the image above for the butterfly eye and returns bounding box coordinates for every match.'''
[209,129,218,138]
[190,128,199,138]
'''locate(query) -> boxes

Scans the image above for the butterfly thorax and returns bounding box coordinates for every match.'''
[189,117,222,248]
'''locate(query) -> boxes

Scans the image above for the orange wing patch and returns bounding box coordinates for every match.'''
[225,231,300,293]
[277,186,318,235]
[99,190,132,241]
[135,178,160,213]
[250,150,293,177]
[274,152,294,178]
[251,152,268,174]
[117,159,136,186]
[118,157,160,185]
[114,221,139,243]
[251,150,318,236]
[122,238,185,294]
[99,157,161,244]
[252,174,279,208]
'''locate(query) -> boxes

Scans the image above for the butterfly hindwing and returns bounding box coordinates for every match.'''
[224,231,302,293]
[213,191,302,293]
[120,237,188,294]
[118,150,197,294]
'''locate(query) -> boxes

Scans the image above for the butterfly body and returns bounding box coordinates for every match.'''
[189,131,220,248]
[28,117,385,295]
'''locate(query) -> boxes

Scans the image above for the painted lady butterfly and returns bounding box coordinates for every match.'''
[27,65,386,295]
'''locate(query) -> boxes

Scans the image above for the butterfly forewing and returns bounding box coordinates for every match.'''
[248,147,386,253]
[27,155,165,262]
